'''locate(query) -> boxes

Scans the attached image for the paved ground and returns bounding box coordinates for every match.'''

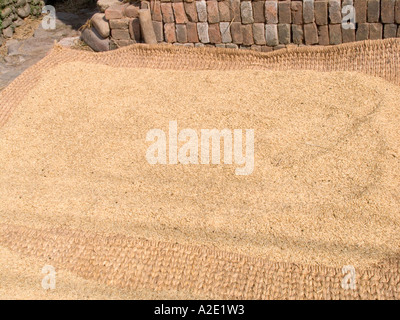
[0,9,96,91]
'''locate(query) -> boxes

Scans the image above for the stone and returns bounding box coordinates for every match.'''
[329,23,342,44]
[111,39,135,48]
[2,17,13,29]
[384,23,398,37]
[129,18,141,41]
[196,0,208,22]
[241,1,254,24]
[318,24,330,45]
[315,0,328,25]
[109,18,129,29]
[265,1,278,24]
[184,1,198,22]
[220,21,232,43]
[291,1,303,25]
[265,24,278,46]
[367,0,380,22]
[208,23,222,43]
[329,0,341,24]
[253,23,266,45]
[176,24,187,43]
[161,3,174,23]
[304,22,319,44]
[91,13,110,38]
[80,27,109,51]
[303,0,315,23]
[278,1,291,24]
[2,26,14,39]
[105,4,127,20]
[125,5,139,18]
[1,7,12,19]
[251,45,261,51]
[218,1,231,22]
[183,43,194,47]
[226,43,238,49]
[195,43,205,47]
[369,22,383,39]
[252,1,265,23]
[14,18,24,27]
[261,45,273,52]
[172,2,188,24]
[197,22,210,43]
[278,24,290,44]
[17,3,31,18]
[97,0,121,13]
[354,0,367,23]
[381,0,396,23]
[164,23,176,43]
[187,22,199,42]
[153,21,164,42]
[230,22,243,44]
[207,0,220,23]
[241,24,253,45]
[398,25,400,36]
[292,24,304,44]
[356,23,370,40]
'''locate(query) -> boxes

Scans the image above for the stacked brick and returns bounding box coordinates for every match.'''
[86,0,400,51]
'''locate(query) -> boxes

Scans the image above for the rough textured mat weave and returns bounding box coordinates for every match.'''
[1,39,400,299]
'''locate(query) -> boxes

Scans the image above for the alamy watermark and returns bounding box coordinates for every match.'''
[41,265,56,290]
[145,121,254,175]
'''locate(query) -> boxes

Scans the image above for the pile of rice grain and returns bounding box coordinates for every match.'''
[1,61,400,297]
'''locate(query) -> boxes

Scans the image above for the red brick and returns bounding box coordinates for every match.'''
[184,1,198,22]
[265,1,278,24]
[329,0,341,24]
[318,25,329,45]
[342,27,355,43]
[207,0,220,23]
[208,23,222,43]
[303,0,315,23]
[164,22,176,43]
[368,0,380,22]
[186,21,199,42]
[218,1,231,22]
[172,2,188,24]
[125,5,139,18]
[230,0,241,22]
[369,22,383,39]
[261,45,273,53]
[242,24,254,45]
[253,23,266,44]
[384,23,398,37]
[304,22,318,44]
[329,24,342,44]
[381,0,395,23]
[253,1,265,23]
[109,18,129,29]
[396,0,400,23]
[278,1,291,24]
[315,0,328,25]
[354,0,367,23]
[230,21,243,44]
[292,24,304,44]
[161,2,175,23]
[105,4,128,20]
[151,1,162,22]
[291,1,303,25]
[356,23,370,40]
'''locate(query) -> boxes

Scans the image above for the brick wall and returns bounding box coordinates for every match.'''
[86,0,400,51]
